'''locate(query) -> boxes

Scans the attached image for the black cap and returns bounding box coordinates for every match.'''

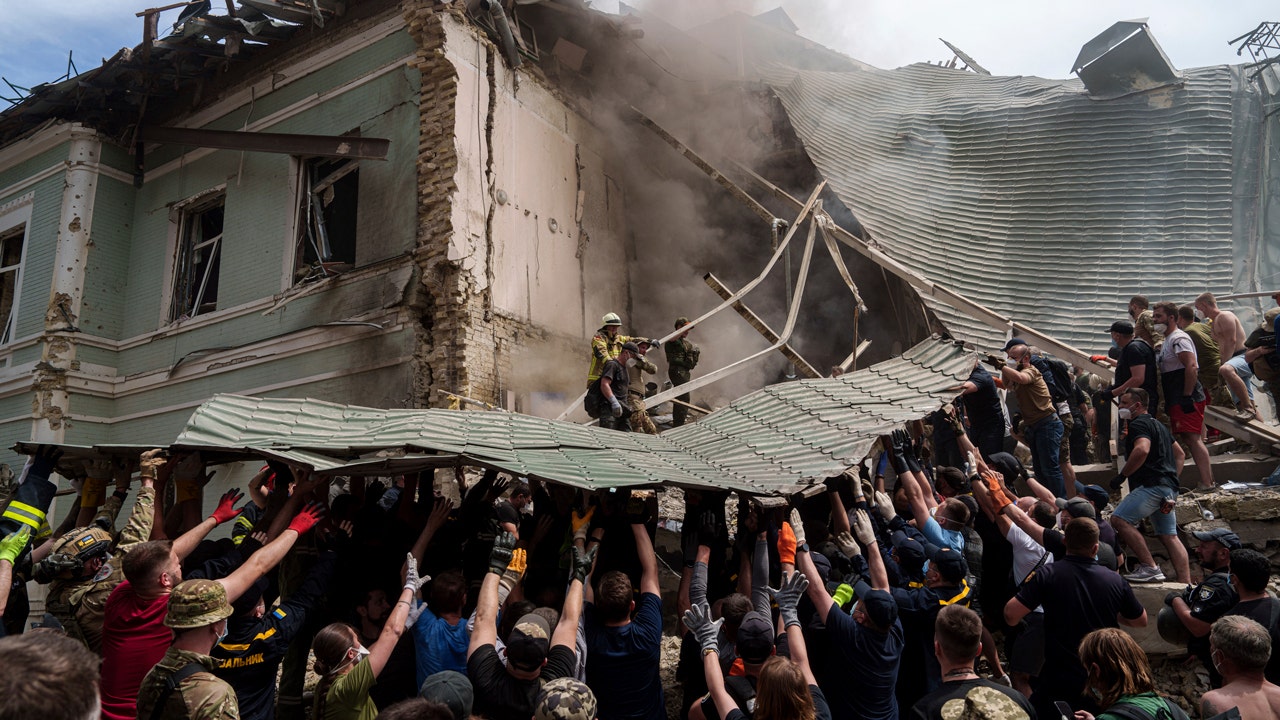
[892,537,926,569]
[735,611,775,663]
[1192,527,1242,551]
[1080,485,1110,513]
[1055,496,1097,520]
[928,546,968,583]
[506,614,551,671]
[620,341,641,355]
[1109,320,1135,335]
[853,580,899,630]
[1002,338,1027,352]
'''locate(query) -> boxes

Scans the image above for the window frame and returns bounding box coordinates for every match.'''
[0,194,32,346]
[290,155,361,287]
[163,186,227,325]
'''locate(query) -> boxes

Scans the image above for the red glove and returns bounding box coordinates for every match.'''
[777,521,797,565]
[209,489,245,524]
[288,501,326,535]
[1089,355,1106,363]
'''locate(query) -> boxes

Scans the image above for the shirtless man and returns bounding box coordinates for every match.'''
[1201,615,1280,720]
[1197,292,1255,421]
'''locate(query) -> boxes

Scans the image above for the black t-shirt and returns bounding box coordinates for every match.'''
[1226,597,1280,683]
[909,678,1035,720]
[963,366,1005,435]
[821,600,903,720]
[1115,339,1159,411]
[1124,414,1180,491]
[467,644,576,720]
[724,684,832,720]
[599,359,629,400]
[1014,555,1145,693]
[494,500,520,529]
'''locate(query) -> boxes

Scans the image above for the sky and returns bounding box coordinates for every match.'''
[0,0,1272,100]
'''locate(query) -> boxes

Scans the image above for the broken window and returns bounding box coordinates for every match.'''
[294,156,359,283]
[171,193,225,321]
[0,223,24,343]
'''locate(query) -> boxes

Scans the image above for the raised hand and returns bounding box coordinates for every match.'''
[287,501,326,535]
[572,544,598,583]
[209,489,246,524]
[850,508,876,547]
[682,602,723,653]
[833,530,861,558]
[769,570,809,629]
[488,531,516,575]
[873,490,897,522]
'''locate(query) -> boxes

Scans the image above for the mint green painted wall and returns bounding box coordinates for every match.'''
[12,174,69,339]
[0,144,70,192]
[81,175,136,339]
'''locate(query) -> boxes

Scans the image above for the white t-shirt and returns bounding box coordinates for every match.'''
[1158,328,1196,373]
[1007,523,1052,613]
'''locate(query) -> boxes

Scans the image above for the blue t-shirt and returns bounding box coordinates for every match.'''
[411,605,470,687]
[822,600,903,720]
[584,592,665,720]
[922,516,964,554]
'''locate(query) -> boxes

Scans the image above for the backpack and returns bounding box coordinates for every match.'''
[583,377,604,418]
[1103,698,1191,720]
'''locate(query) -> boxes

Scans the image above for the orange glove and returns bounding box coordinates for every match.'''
[778,521,797,565]
[981,471,1013,511]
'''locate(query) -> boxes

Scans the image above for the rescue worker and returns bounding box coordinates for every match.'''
[33,448,162,652]
[628,338,661,435]
[664,317,700,427]
[0,445,62,636]
[136,579,241,720]
[586,313,634,386]
[1164,527,1240,688]
[597,342,639,432]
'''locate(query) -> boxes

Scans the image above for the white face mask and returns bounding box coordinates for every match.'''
[215,620,229,646]
[1118,407,1132,420]
[1154,323,1168,334]
[625,357,636,368]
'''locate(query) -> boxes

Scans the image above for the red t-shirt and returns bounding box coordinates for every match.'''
[99,580,172,720]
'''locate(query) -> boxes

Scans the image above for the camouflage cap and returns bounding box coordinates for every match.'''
[534,677,597,720]
[51,526,112,561]
[165,579,233,629]
[939,684,1030,720]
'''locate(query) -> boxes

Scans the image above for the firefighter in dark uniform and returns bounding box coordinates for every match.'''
[211,536,339,720]
[1163,527,1240,687]
[0,446,61,636]
[664,317,700,427]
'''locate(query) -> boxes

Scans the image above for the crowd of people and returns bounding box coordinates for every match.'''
[0,293,1276,720]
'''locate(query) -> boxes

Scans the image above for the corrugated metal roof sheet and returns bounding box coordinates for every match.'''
[765,62,1258,353]
[137,336,976,496]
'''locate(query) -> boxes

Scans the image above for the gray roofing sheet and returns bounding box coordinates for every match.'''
[151,336,976,496]
[765,62,1258,353]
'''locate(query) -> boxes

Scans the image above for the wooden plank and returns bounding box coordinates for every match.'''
[1204,406,1280,455]
[704,272,822,378]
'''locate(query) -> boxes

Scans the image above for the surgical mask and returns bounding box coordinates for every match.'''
[353,645,371,663]
[1109,339,1119,350]
[215,620,228,646]
[1118,408,1132,420]
[626,357,636,368]
[1154,323,1168,334]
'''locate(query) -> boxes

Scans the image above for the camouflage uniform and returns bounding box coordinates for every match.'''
[137,647,240,720]
[587,331,634,385]
[628,353,658,435]
[46,485,155,652]
[1135,309,1164,349]
[664,333,700,427]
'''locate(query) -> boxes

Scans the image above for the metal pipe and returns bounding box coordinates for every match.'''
[486,0,523,68]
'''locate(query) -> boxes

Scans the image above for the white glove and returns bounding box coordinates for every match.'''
[874,491,897,522]
[788,508,807,546]
[851,508,876,547]
[609,397,623,417]
[834,531,860,558]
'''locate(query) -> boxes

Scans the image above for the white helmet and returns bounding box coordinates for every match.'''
[601,313,622,327]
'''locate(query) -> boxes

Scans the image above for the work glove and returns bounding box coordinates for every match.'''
[697,510,719,548]
[858,459,872,485]
[981,471,1013,511]
[833,531,861,558]
[887,432,909,475]
[777,521,797,565]
[832,583,854,608]
[0,527,31,564]
[985,354,1006,370]
[874,490,897,522]
[992,673,1012,687]
[489,531,517,575]
[1089,355,1107,363]
[571,506,595,543]
[572,544,598,583]
[287,501,326,535]
[496,550,527,601]
[609,397,623,418]
[769,570,809,629]
[29,444,64,479]
[822,473,847,495]
[209,489,246,524]
[1179,396,1196,414]
[683,602,723,654]
[851,508,876,547]
[404,552,430,593]
[137,449,167,479]
[788,508,807,547]
[1110,474,1127,492]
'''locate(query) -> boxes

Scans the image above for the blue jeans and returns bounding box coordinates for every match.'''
[1113,484,1178,535]
[1024,413,1064,497]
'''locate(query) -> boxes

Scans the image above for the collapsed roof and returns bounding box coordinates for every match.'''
[21,336,975,497]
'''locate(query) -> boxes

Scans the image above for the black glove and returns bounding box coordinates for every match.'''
[1110,474,1127,491]
[488,531,516,575]
[1179,396,1196,414]
[31,445,64,478]
[697,511,719,547]
[572,544,597,583]
[985,354,1006,370]
[888,431,909,474]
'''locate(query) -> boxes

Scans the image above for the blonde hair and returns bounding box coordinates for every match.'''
[1079,628,1154,708]
[753,656,815,720]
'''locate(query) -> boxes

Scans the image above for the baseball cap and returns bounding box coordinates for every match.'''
[853,580,899,630]
[620,341,641,355]
[1001,338,1027,352]
[734,611,775,664]
[1192,527,1242,551]
[1109,320,1135,335]
[892,537,926,569]
[506,613,551,671]
[419,670,474,720]
[1080,485,1110,513]
[675,317,689,328]
[535,677,598,720]
[1264,308,1280,329]
[809,551,832,581]
[928,546,968,583]
[1055,496,1097,520]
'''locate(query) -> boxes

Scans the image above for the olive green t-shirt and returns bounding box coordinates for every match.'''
[321,656,378,720]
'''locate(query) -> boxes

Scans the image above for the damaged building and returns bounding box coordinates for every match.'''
[0,0,1277,471]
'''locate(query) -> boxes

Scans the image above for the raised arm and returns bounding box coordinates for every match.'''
[409,497,452,567]
[851,508,889,590]
[634,521,660,597]
[171,488,245,561]
[797,547,836,625]
[369,553,418,677]
[468,531,520,658]
[684,603,736,720]
[772,571,816,685]
[554,544,597,650]
[216,502,323,602]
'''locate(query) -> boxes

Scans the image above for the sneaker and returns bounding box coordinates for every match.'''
[1234,407,1258,423]
[1123,564,1166,583]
